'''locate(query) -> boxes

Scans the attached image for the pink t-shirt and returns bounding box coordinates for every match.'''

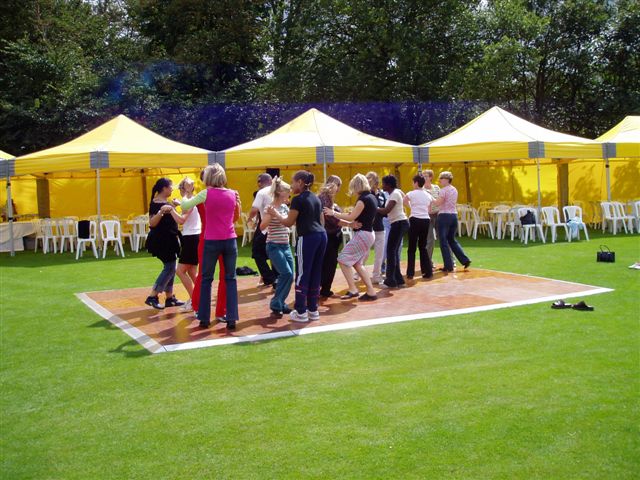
[204,188,237,240]
[438,185,458,214]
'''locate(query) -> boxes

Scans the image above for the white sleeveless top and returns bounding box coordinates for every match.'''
[182,196,202,235]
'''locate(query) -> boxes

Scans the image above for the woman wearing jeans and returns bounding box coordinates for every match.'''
[145,178,186,310]
[260,177,294,316]
[432,171,471,273]
[179,163,241,330]
[378,175,409,289]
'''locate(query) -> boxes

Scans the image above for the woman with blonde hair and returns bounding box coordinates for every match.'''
[318,175,343,298]
[366,171,386,284]
[432,171,471,273]
[179,163,242,329]
[260,177,294,316]
[324,173,378,301]
[175,177,201,312]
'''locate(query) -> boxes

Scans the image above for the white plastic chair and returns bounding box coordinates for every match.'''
[517,208,545,245]
[612,202,634,233]
[600,202,627,234]
[562,206,590,242]
[100,220,125,258]
[131,216,149,252]
[240,212,256,247]
[341,226,353,243]
[631,201,640,233]
[503,208,521,241]
[57,218,76,253]
[33,219,45,252]
[456,204,473,237]
[75,220,98,259]
[471,208,494,239]
[40,219,59,254]
[541,207,568,243]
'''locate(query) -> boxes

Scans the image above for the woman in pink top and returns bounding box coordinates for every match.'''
[432,171,471,273]
[179,164,241,330]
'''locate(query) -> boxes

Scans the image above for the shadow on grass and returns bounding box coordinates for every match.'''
[88,319,152,358]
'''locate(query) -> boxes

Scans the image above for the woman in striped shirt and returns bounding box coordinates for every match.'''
[260,177,294,316]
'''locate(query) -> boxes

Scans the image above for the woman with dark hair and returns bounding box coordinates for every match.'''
[377,175,409,289]
[432,171,471,272]
[179,163,242,330]
[267,170,326,323]
[403,174,433,279]
[145,178,186,310]
[318,175,343,298]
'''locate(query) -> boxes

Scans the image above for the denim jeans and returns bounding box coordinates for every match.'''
[153,260,176,293]
[198,238,239,325]
[384,219,409,287]
[437,213,470,271]
[266,242,294,311]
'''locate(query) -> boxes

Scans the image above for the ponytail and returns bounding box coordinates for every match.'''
[270,176,291,199]
[293,170,314,190]
[150,178,172,203]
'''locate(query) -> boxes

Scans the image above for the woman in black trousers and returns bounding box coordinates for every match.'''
[318,175,343,298]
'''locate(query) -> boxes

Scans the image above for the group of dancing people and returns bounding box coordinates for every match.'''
[143,164,471,330]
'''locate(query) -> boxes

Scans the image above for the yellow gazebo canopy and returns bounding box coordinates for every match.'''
[596,115,640,159]
[221,108,416,168]
[10,114,212,176]
[421,106,603,163]
[0,150,14,160]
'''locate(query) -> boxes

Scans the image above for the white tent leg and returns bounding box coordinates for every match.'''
[6,174,14,257]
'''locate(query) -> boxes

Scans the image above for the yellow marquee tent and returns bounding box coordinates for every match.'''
[221,108,417,171]
[419,106,605,209]
[596,115,640,201]
[0,115,213,221]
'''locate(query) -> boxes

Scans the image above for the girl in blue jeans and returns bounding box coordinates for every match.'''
[260,177,294,316]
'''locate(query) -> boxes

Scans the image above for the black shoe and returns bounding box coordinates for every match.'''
[165,296,185,308]
[422,273,433,279]
[320,290,333,298]
[271,309,284,317]
[359,293,378,302]
[227,321,236,330]
[198,322,210,329]
[145,296,164,310]
[281,306,292,314]
[406,275,414,280]
[463,260,472,270]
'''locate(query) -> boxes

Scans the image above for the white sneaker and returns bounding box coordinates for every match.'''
[180,299,193,312]
[290,310,309,323]
[307,310,320,321]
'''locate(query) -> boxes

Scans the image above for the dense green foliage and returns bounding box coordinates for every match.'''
[1,234,638,478]
[0,0,638,154]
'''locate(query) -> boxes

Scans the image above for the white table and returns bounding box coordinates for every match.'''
[0,221,36,252]
[488,209,509,240]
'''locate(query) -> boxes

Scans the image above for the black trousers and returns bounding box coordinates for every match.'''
[252,228,278,284]
[407,217,433,278]
[320,232,342,296]
[384,219,409,287]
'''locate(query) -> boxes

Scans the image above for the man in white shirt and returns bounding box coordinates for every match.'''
[249,173,278,286]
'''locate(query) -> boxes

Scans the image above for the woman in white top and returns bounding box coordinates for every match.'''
[377,175,409,288]
[176,177,202,311]
[422,169,440,260]
[403,174,433,279]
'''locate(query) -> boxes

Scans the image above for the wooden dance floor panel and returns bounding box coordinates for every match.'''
[77,268,612,353]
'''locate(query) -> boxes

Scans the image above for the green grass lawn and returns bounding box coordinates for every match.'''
[1,233,639,479]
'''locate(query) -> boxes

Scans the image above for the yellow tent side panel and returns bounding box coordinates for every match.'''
[0,177,39,215]
[427,143,530,163]
[225,148,317,169]
[14,154,90,176]
[108,153,209,170]
[544,144,602,160]
[333,146,414,164]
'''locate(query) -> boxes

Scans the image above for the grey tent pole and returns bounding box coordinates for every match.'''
[96,168,101,242]
[605,158,611,201]
[6,173,14,257]
[536,158,542,215]
[323,147,327,182]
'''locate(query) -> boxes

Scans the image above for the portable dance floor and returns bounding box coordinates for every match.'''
[77,267,611,353]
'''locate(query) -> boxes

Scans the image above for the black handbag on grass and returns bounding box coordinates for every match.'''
[596,245,615,263]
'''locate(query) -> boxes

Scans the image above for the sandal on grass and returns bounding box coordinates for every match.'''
[551,300,572,309]
[572,301,594,311]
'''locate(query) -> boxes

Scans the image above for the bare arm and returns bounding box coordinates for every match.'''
[259,210,272,231]
[378,199,396,216]
[269,206,299,227]
[325,200,364,222]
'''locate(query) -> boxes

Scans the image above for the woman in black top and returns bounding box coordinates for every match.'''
[318,175,343,298]
[144,178,186,310]
[366,171,387,284]
[324,174,378,301]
